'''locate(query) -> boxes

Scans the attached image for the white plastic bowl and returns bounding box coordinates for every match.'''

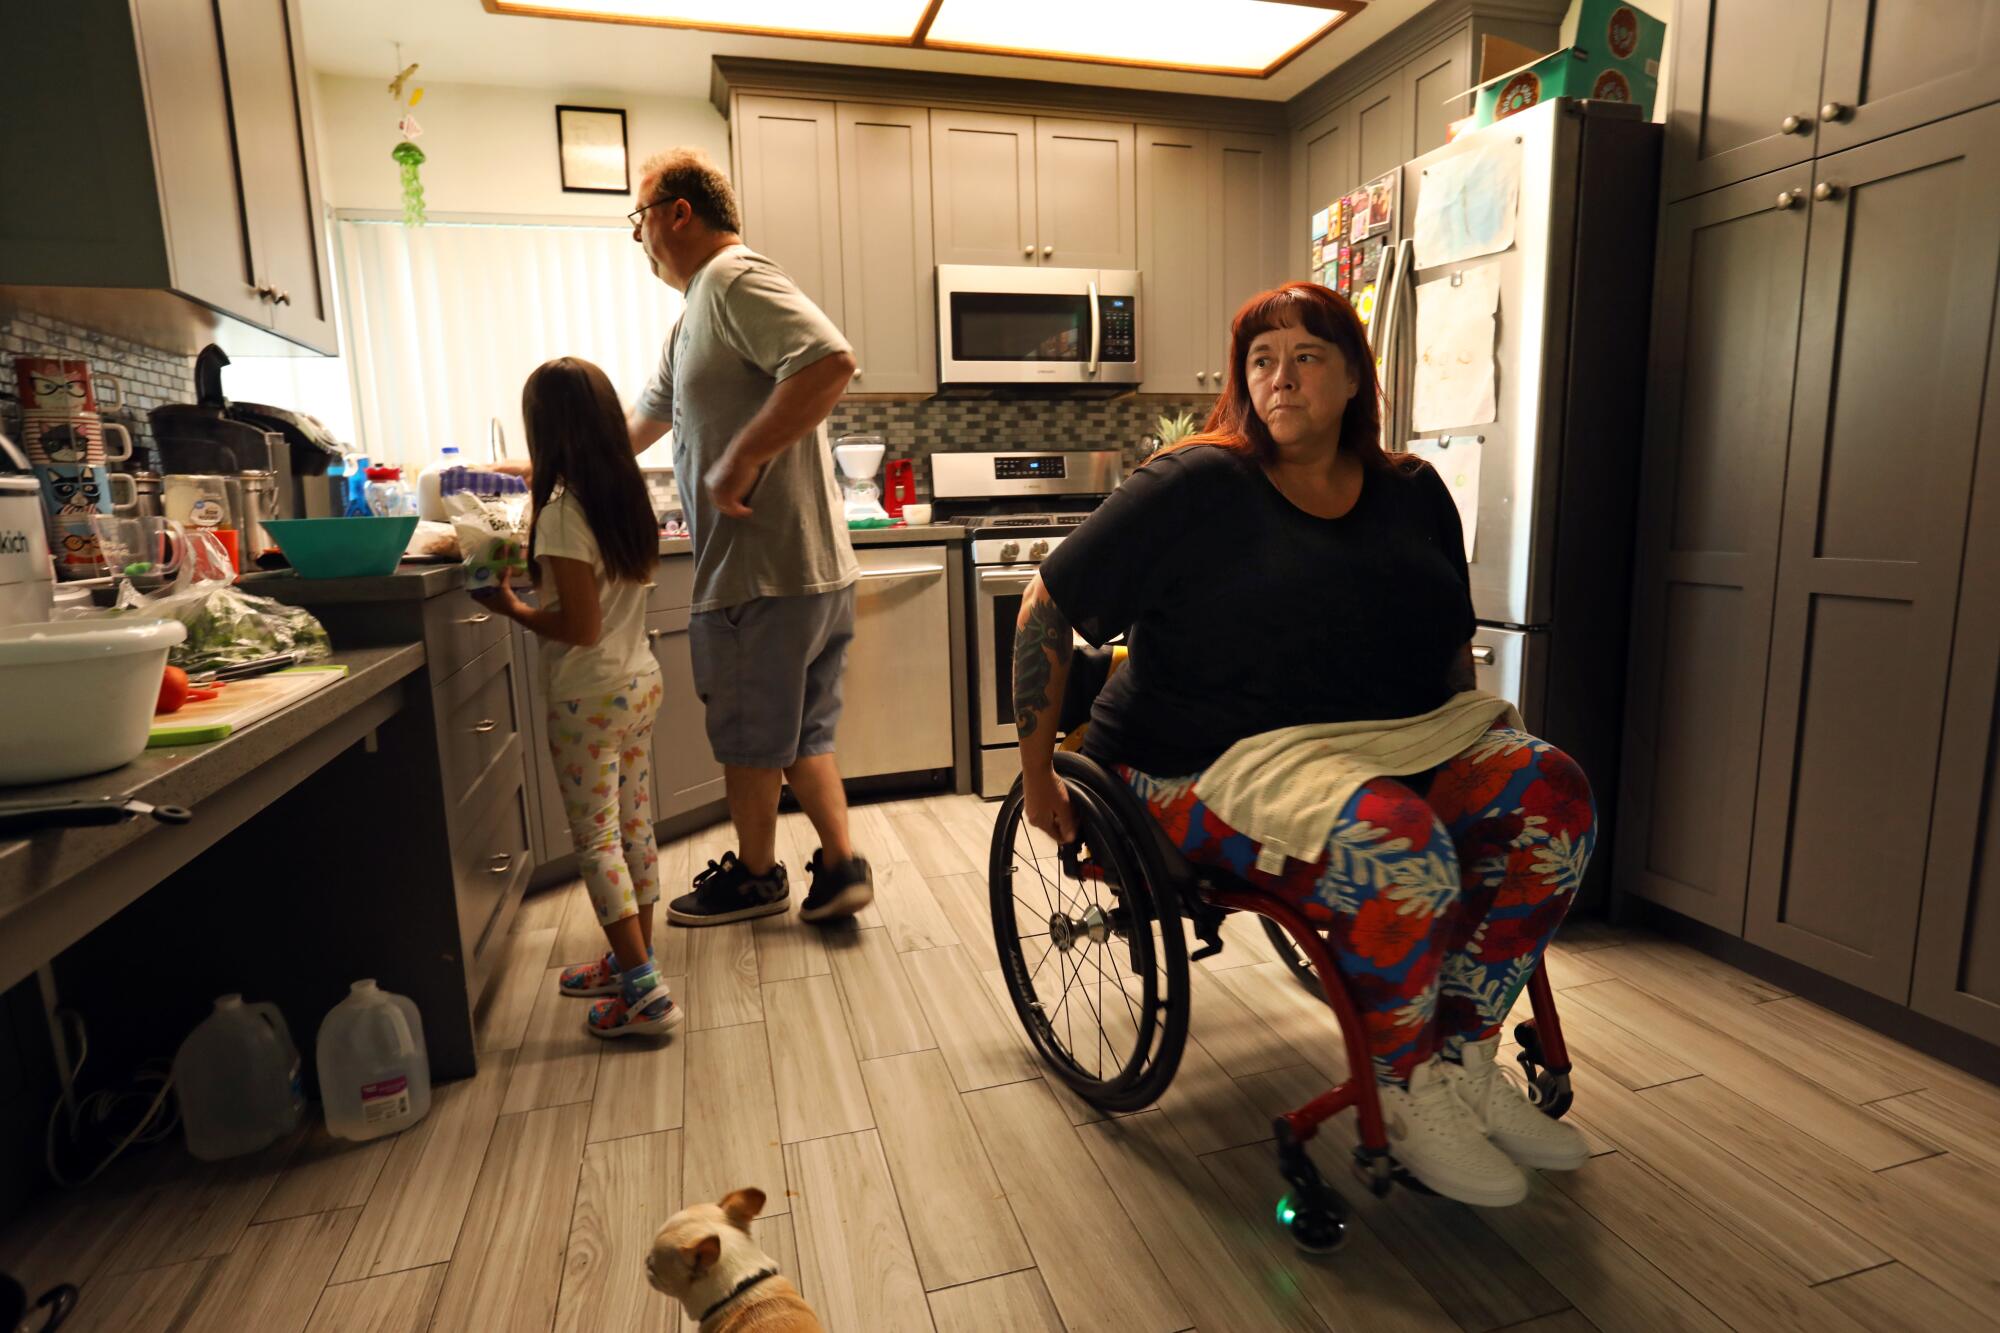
[0,619,187,785]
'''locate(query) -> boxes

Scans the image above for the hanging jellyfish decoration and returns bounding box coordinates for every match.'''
[388,60,427,226]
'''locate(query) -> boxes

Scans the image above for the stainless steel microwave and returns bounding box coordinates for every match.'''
[936,264,1141,388]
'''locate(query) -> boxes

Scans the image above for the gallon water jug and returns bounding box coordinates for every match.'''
[317,979,432,1141]
[172,995,304,1161]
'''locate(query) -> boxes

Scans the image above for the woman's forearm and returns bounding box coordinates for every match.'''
[1014,575,1074,777]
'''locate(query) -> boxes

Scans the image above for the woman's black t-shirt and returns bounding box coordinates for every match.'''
[1038,443,1475,777]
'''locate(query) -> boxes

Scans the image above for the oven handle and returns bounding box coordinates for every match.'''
[1087,280,1101,378]
[977,567,1040,589]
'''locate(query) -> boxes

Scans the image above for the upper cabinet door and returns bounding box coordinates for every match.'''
[735,96,845,329]
[1345,72,1410,187]
[1136,125,1209,395]
[132,0,256,314]
[1665,0,1829,200]
[1818,0,2000,154]
[216,0,328,348]
[1208,131,1282,380]
[835,103,936,395]
[930,109,1038,266]
[1033,117,1136,270]
[1745,107,2000,999]
[1294,105,1354,277]
[1404,31,1473,161]
[1615,167,1812,935]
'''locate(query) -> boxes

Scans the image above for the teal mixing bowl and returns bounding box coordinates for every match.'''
[262,516,418,579]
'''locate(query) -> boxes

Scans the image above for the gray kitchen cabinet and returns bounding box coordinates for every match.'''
[1616,165,1812,935]
[930,109,1040,266]
[1293,104,1356,264]
[1344,72,1411,191]
[1140,125,1284,394]
[1818,0,2000,154]
[1664,0,1829,200]
[1404,31,1474,161]
[835,103,936,395]
[0,0,333,352]
[1743,107,2000,1000]
[734,96,845,328]
[1913,264,2000,1044]
[647,604,726,820]
[1034,118,1136,269]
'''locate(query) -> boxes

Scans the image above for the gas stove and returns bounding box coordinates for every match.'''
[930,451,1120,567]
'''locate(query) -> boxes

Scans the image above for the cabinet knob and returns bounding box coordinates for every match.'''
[488,853,512,874]
[1042,244,1053,258]
[647,628,662,642]
[1195,370,1206,383]
[1210,372,1219,383]
[1023,244,1035,257]
[852,368,862,381]
[1779,113,1811,134]
[1820,101,1850,123]
[1812,181,1842,202]
[254,282,275,301]
[1775,189,1801,210]
[274,290,292,306]
[472,718,497,734]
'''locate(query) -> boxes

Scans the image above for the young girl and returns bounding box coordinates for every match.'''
[481,356,677,1037]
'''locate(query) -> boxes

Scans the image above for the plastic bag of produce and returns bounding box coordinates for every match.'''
[443,489,528,597]
[112,529,332,672]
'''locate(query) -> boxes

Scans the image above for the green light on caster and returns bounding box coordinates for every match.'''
[1275,1195,1297,1226]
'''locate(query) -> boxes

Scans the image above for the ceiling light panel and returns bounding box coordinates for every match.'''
[923,0,1347,75]
[486,0,931,41]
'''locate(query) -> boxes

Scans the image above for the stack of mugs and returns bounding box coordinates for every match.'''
[14,357,138,580]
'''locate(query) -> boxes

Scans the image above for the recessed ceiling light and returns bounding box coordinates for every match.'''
[923,0,1354,75]
[482,0,932,43]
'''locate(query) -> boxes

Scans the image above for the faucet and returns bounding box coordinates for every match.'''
[488,416,508,463]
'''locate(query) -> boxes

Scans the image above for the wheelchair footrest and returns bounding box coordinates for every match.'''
[1187,904,1227,962]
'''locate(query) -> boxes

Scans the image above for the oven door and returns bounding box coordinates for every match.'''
[973,563,1038,747]
[937,265,1140,386]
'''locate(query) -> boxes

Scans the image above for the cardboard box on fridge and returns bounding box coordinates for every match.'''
[1458,0,1664,133]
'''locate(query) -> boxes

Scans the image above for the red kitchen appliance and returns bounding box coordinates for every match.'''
[883,459,916,518]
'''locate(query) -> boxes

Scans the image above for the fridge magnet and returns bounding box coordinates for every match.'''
[1347,189,1370,243]
[1366,171,1397,234]
[558,106,630,194]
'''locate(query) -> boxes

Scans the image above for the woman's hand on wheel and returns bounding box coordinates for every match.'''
[1023,769,1078,844]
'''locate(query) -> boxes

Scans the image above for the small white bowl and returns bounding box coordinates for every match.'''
[901,503,933,526]
[0,618,188,785]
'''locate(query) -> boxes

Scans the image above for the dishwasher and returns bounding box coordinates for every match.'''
[838,544,954,781]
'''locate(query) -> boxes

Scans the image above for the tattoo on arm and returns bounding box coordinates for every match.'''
[1013,593,1074,739]
[1446,642,1477,694]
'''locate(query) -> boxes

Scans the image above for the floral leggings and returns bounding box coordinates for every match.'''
[548,669,665,926]
[1127,725,1595,1087]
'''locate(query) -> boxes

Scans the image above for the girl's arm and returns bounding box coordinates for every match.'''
[487,556,603,646]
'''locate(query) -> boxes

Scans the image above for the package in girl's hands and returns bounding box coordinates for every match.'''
[444,489,529,596]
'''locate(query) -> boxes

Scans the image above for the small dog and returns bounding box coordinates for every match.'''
[647,1187,823,1332]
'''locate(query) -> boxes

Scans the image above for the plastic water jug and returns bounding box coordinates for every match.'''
[316,979,432,1141]
[172,995,304,1161]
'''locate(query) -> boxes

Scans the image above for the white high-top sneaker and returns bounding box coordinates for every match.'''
[1445,1035,1590,1171]
[1377,1057,1528,1207]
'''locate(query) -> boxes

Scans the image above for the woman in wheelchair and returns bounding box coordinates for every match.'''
[1008,282,1595,1214]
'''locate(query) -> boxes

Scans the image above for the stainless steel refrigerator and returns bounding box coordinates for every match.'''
[1375,99,1662,908]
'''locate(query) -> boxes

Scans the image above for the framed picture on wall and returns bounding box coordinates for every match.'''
[556,105,629,194]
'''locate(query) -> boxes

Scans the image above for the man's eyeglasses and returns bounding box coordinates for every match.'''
[627,196,679,229]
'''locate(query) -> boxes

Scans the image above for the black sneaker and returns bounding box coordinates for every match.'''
[800,850,874,923]
[668,851,789,926]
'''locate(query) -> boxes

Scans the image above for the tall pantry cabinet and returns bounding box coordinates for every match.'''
[1622,0,2000,1044]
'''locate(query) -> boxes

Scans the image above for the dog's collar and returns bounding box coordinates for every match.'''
[699,1268,779,1324]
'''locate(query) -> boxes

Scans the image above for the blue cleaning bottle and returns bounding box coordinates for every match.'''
[344,453,372,517]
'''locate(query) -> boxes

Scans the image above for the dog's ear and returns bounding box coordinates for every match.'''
[680,1233,721,1276]
[719,1187,766,1230]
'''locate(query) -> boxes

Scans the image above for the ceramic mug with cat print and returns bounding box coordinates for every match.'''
[22,411,132,469]
[13,357,123,416]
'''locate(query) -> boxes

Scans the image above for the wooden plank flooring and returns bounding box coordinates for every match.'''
[10,793,2000,1332]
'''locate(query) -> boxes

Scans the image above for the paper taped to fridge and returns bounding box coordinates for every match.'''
[1413,137,1521,269]
[1413,266,1501,433]
[1406,437,1482,559]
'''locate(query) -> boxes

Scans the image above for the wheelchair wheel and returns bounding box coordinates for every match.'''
[1262,918,1325,998]
[990,758,1189,1113]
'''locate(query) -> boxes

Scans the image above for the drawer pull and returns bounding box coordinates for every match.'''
[1470,646,1496,666]
[461,613,491,625]
[489,853,512,874]
[472,718,498,733]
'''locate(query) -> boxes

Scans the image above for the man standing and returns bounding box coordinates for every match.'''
[627,147,873,925]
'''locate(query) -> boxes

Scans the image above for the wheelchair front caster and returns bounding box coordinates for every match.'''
[1277,1191,1347,1254]
[1513,1022,1575,1119]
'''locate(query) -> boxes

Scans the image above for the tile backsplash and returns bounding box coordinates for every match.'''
[0,309,194,460]
[827,394,1217,500]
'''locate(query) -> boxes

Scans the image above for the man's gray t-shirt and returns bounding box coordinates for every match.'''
[638,245,858,613]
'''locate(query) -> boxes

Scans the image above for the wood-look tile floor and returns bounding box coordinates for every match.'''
[10,792,2000,1332]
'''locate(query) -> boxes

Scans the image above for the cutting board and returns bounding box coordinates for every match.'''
[148,665,349,747]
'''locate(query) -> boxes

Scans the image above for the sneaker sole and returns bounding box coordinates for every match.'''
[560,982,620,998]
[1491,1134,1589,1172]
[667,899,789,926]
[586,1002,686,1040]
[800,883,874,922]
[1389,1153,1528,1208]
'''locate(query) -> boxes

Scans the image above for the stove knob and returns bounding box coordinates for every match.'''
[1029,539,1050,560]
[999,541,1020,562]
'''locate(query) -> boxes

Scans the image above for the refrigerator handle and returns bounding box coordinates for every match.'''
[1377,239,1414,433]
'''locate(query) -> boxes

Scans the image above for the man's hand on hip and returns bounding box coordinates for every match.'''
[706,449,761,518]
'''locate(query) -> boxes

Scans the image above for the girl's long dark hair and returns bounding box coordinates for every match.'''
[1176,282,1392,470]
[523,357,657,584]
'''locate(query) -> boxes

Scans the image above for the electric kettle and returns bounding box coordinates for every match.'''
[0,432,56,628]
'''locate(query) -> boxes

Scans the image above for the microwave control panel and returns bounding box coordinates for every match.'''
[1101,297,1136,362]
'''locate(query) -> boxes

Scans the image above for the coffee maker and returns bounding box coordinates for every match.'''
[832,436,893,528]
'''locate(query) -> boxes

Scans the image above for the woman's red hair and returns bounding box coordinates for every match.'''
[1175,282,1388,469]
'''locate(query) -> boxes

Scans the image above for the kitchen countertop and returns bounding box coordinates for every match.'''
[0,643,424,987]
[658,523,964,556]
[242,563,465,601]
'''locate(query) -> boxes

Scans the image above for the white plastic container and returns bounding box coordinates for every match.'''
[0,618,186,785]
[172,995,304,1161]
[316,979,431,1141]
[416,444,463,522]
